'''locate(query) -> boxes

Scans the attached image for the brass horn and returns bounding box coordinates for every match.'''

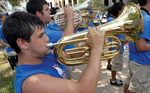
[47,3,143,65]
[50,0,93,29]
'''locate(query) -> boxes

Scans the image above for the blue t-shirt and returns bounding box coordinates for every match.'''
[0,27,14,53]
[14,52,67,93]
[44,24,74,50]
[106,17,124,53]
[104,12,108,17]
[0,22,2,27]
[129,11,150,65]
[107,16,114,23]
[95,13,103,20]
[88,6,93,16]
[107,17,115,42]
[44,25,63,44]
[117,35,125,53]
[48,21,60,31]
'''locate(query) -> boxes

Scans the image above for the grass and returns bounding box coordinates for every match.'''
[0,51,16,93]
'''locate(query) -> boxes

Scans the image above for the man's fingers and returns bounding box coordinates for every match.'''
[101,30,105,35]
[65,4,70,8]
[88,27,93,34]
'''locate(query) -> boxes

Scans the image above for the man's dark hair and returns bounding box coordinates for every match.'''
[111,2,125,18]
[138,0,147,6]
[50,7,60,20]
[107,6,113,18]
[2,12,44,53]
[50,7,59,15]
[26,0,48,15]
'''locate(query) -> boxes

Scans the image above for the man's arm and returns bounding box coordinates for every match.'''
[62,5,74,37]
[22,27,105,93]
[0,39,10,47]
[136,39,150,51]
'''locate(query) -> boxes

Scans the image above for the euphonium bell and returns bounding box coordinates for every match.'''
[47,3,143,65]
[51,0,93,29]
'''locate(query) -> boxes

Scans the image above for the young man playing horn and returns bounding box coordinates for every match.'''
[124,0,150,93]
[3,11,105,93]
[26,0,75,79]
[26,0,74,50]
[49,7,61,31]
[107,2,128,86]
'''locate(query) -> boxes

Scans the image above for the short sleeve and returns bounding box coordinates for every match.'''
[0,28,2,39]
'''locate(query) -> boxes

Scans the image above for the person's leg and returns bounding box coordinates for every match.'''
[111,71,116,81]
[107,48,112,70]
[124,83,129,93]
[107,59,111,70]
[110,53,123,86]
[126,60,150,93]
[110,70,123,86]
[126,89,136,93]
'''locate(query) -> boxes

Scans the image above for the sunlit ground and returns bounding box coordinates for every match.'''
[0,49,16,93]
[71,47,129,93]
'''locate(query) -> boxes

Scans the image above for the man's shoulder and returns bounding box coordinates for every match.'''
[44,25,61,32]
[141,11,150,21]
[22,74,53,93]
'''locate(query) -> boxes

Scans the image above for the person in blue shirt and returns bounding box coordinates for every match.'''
[103,11,108,18]
[106,6,114,23]
[3,11,105,93]
[49,7,61,31]
[26,0,75,79]
[106,6,114,71]
[0,21,2,27]
[0,12,17,69]
[0,12,13,53]
[95,9,103,24]
[107,2,128,86]
[124,0,150,93]
[77,2,94,32]
[26,0,75,50]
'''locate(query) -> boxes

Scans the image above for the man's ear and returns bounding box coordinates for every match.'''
[16,38,28,50]
[36,11,42,18]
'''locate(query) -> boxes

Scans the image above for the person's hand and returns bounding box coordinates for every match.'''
[86,27,105,50]
[7,44,11,47]
[64,4,73,19]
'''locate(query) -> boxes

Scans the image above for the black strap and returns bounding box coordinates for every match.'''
[140,7,150,15]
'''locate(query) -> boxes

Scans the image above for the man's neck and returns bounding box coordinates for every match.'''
[141,4,150,14]
[17,53,43,65]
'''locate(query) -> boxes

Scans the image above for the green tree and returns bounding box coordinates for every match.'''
[7,0,25,6]
[129,0,138,4]
[79,0,85,4]
[93,0,102,7]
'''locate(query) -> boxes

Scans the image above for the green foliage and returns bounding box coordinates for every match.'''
[92,0,108,14]
[0,51,16,93]
[79,0,85,4]
[93,0,102,7]
[7,0,23,6]
[129,0,138,4]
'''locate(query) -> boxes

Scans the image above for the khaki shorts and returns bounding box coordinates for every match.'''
[111,52,123,71]
[125,60,150,93]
